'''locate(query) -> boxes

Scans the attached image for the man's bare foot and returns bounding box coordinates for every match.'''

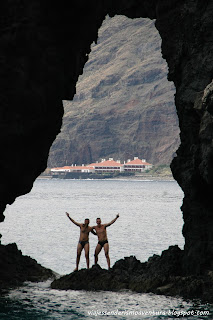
[73,267,78,272]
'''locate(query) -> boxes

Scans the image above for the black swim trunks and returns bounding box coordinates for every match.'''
[79,240,89,248]
[98,240,108,247]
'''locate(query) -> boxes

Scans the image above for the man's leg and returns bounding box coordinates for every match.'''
[84,243,90,269]
[94,243,102,265]
[74,242,83,271]
[103,243,110,269]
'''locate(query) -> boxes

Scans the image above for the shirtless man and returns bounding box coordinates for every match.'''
[66,212,96,271]
[93,214,119,269]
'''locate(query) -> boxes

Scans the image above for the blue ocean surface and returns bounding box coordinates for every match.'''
[0,179,212,319]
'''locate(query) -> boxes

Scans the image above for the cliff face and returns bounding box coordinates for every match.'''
[0,0,213,277]
[48,16,179,167]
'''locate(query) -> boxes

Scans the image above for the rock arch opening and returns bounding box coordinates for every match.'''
[48,15,180,169]
[44,14,184,267]
[0,1,213,281]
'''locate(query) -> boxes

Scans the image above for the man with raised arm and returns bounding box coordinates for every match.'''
[93,214,119,269]
[66,212,96,271]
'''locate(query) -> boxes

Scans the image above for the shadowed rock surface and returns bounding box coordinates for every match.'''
[51,246,213,302]
[0,238,54,293]
[0,0,213,299]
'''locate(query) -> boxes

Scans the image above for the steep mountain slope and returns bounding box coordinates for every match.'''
[48,16,180,167]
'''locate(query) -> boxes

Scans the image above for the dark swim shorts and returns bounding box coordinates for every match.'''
[79,240,89,248]
[98,240,108,247]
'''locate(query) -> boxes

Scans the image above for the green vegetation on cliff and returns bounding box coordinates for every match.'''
[147,164,172,176]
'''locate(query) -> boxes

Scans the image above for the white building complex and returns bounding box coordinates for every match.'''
[89,158,124,174]
[51,165,95,176]
[124,157,153,172]
[51,157,152,176]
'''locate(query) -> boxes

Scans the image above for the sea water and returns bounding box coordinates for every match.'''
[0,179,212,319]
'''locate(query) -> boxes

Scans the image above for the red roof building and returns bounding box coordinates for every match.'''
[124,157,152,172]
[50,157,153,177]
[89,158,124,173]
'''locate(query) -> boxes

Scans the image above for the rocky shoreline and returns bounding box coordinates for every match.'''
[0,240,212,304]
[51,246,213,303]
[0,239,55,294]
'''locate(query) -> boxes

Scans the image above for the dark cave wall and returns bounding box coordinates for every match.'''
[110,1,213,274]
[0,1,107,216]
[1,0,213,275]
[155,1,213,274]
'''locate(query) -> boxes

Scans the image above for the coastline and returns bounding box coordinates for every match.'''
[38,173,175,182]
[109,173,175,181]
[39,164,175,181]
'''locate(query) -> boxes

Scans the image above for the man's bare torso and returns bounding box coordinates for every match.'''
[94,224,107,241]
[79,224,92,241]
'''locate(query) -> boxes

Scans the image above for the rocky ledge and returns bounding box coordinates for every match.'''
[51,246,213,303]
[0,239,54,294]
